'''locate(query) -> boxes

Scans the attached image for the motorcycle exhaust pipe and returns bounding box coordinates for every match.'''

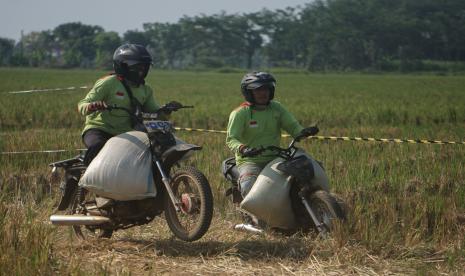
[50,214,110,226]
[233,223,264,234]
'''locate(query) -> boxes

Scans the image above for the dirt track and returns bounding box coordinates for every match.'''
[51,217,432,275]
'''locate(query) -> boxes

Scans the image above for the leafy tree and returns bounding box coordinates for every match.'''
[178,15,220,68]
[94,31,121,69]
[144,22,186,68]
[53,22,104,67]
[224,14,263,68]
[178,13,262,68]
[18,31,56,67]
[0,37,15,66]
[253,8,308,68]
[123,30,151,46]
[5,1,465,70]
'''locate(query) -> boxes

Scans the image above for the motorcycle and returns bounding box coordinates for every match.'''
[222,130,345,235]
[49,103,213,242]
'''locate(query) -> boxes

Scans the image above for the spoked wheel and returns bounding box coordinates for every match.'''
[308,190,345,233]
[68,188,113,239]
[164,166,213,241]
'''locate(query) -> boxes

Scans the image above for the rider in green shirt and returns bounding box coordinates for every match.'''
[78,74,160,136]
[226,72,318,198]
[78,43,174,166]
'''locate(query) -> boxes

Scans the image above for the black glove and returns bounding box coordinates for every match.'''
[301,126,319,136]
[166,101,183,109]
[162,101,183,114]
[239,146,262,157]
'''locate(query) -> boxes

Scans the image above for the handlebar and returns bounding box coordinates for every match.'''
[244,131,315,159]
[247,145,292,159]
[106,102,193,119]
[158,103,194,114]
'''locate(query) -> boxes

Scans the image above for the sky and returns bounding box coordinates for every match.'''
[1,0,311,42]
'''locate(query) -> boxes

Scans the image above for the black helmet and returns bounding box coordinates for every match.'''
[240,71,276,104]
[113,44,153,85]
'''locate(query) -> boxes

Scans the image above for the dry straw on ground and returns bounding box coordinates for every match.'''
[49,216,459,275]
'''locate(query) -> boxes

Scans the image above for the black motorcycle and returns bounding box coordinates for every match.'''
[222,131,345,234]
[49,103,213,242]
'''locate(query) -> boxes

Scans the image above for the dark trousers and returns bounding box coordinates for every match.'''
[82,129,114,166]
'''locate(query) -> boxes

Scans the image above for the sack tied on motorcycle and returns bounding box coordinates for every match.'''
[79,131,156,201]
[240,151,329,229]
[240,157,297,229]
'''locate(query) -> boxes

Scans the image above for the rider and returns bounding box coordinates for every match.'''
[226,71,319,199]
[78,43,175,166]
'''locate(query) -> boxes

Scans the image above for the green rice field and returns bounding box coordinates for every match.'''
[1,68,464,274]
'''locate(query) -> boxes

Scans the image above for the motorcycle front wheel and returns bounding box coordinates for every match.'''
[163,166,213,241]
[308,190,346,232]
[68,188,113,239]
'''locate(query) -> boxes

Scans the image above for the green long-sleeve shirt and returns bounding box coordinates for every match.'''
[226,101,304,166]
[78,75,160,136]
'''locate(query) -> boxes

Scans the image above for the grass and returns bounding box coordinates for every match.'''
[1,67,464,274]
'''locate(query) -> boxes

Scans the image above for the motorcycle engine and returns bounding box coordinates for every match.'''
[111,198,161,219]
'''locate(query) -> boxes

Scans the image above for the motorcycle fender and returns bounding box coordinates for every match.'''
[294,150,330,192]
[57,176,78,211]
[161,142,201,168]
[276,155,314,181]
[57,166,85,210]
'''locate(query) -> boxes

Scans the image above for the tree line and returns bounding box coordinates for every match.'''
[1,0,465,71]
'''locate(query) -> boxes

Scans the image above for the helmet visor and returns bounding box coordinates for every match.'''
[126,63,150,84]
[246,82,274,90]
[125,58,153,66]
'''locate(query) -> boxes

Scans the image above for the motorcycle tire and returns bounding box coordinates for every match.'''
[68,188,113,239]
[163,166,213,242]
[57,177,78,211]
[308,190,346,232]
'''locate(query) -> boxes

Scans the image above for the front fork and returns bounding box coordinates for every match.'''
[152,156,182,212]
[299,187,327,234]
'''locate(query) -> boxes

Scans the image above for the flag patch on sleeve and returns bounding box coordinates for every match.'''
[115,91,125,99]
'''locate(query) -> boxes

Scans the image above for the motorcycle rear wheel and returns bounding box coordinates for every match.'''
[68,188,113,239]
[308,190,345,232]
[164,166,213,241]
